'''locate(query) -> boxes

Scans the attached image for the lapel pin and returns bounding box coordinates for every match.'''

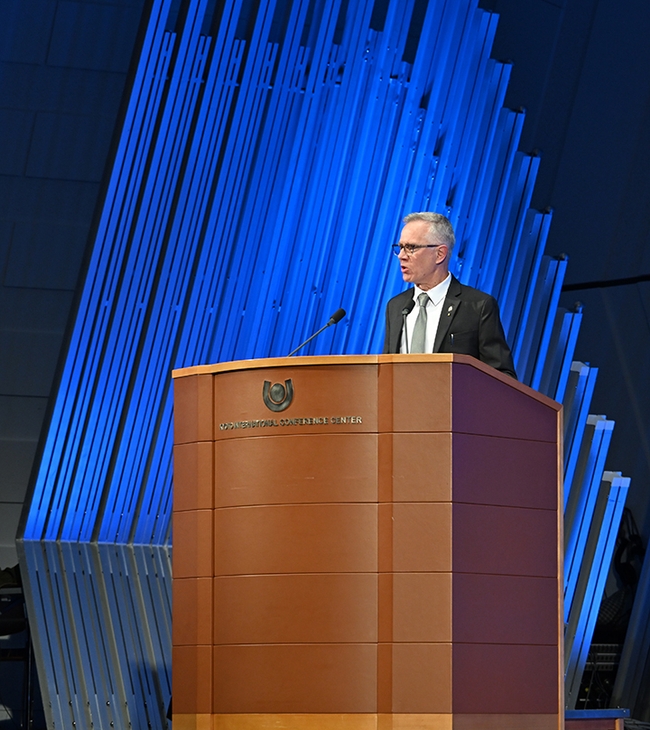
[447,305,453,316]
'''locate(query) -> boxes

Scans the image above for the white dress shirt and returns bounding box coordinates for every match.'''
[401,273,452,353]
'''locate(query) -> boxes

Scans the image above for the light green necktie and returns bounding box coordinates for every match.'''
[411,292,429,353]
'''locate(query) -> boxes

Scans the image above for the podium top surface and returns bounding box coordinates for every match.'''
[172,353,560,412]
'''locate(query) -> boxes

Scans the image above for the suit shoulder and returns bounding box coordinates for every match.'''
[456,282,497,304]
[387,288,414,307]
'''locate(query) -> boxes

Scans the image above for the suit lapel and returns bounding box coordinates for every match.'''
[433,276,462,352]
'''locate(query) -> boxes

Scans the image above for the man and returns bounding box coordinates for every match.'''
[383,212,517,379]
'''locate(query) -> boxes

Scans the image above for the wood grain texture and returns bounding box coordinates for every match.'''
[213,503,378,575]
[172,715,214,730]
[452,503,557,577]
[172,645,213,713]
[189,714,454,730]
[452,573,558,645]
[213,433,379,506]
[174,373,214,443]
[173,509,213,578]
[565,720,623,730]
[174,441,214,511]
[452,433,557,509]
[212,644,377,713]
[173,714,560,730]
[173,359,561,722]
[213,363,378,439]
[391,432,452,502]
[452,644,559,713]
[451,362,558,441]
[173,577,213,645]
[453,715,559,730]
[213,573,378,644]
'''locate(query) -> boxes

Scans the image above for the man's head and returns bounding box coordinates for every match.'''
[394,212,456,291]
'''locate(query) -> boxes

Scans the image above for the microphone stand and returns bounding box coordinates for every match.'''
[401,300,415,354]
[287,309,346,357]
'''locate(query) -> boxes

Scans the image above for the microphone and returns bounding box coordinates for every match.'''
[401,299,415,354]
[327,308,346,326]
[287,308,346,357]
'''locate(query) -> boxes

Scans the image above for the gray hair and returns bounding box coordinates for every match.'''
[403,212,456,253]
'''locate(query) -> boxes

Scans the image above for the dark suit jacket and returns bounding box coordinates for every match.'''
[383,275,517,378]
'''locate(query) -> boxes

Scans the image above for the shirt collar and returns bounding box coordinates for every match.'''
[414,273,452,306]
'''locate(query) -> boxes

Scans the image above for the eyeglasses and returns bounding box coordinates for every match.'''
[392,243,441,257]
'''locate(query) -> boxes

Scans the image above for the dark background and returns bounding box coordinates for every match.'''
[479,0,650,541]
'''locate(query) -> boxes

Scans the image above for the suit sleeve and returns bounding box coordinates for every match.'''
[478,296,517,379]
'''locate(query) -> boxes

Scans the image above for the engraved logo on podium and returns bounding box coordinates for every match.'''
[262,379,294,412]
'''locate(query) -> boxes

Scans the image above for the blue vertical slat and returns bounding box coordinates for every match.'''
[565,473,630,709]
[21,1,599,726]
[564,416,615,615]
[563,362,599,497]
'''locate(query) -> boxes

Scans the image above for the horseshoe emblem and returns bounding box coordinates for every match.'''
[262,379,294,412]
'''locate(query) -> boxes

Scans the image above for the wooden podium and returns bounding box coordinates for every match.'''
[172,355,563,730]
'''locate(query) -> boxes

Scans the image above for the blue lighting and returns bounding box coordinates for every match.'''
[19,0,621,727]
